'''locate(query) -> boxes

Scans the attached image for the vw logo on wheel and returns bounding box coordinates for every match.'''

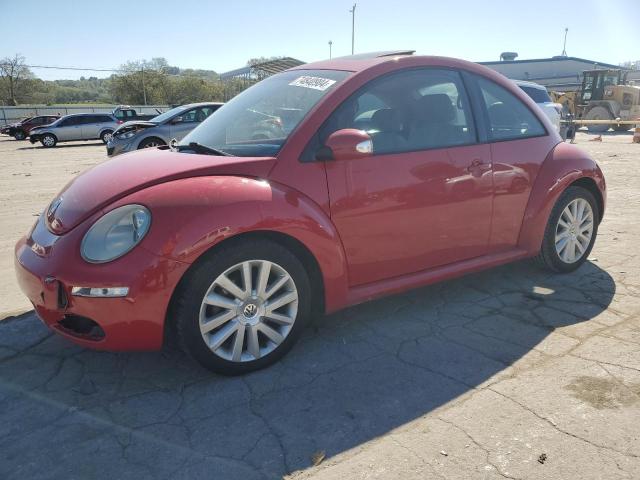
[243,303,258,318]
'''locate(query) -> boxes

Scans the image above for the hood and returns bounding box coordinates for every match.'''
[46,148,276,234]
[114,120,157,135]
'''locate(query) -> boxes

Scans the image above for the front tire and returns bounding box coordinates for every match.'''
[100,130,113,143]
[585,106,613,133]
[14,130,26,140]
[40,134,57,148]
[138,137,165,149]
[536,186,599,273]
[173,239,312,375]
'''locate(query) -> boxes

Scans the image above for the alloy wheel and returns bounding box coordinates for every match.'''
[198,260,298,362]
[555,198,594,263]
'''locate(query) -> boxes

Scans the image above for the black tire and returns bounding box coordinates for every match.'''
[585,106,612,133]
[100,130,114,144]
[40,134,57,148]
[13,130,26,140]
[535,186,599,273]
[138,137,165,149]
[173,239,312,375]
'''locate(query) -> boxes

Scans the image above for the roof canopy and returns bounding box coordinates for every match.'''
[220,57,305,81]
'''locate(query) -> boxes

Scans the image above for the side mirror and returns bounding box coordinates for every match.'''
[317,128,372,161]
[171,116,183,124]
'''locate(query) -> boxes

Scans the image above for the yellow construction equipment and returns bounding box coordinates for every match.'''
[577,69,640,132]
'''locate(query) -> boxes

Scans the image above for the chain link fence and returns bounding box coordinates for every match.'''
[0,105,169,126]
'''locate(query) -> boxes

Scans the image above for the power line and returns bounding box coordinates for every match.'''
[23,63,218,79]
[25,64,123,72]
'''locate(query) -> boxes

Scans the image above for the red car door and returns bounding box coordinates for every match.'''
[324,69,494,286]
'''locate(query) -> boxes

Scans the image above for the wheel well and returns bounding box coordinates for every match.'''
[42,132,57,140]
[164,230,326,346]
[570,177,604,223]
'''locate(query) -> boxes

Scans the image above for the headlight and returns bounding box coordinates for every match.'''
[81,204,151,263]
[117,130,137,139]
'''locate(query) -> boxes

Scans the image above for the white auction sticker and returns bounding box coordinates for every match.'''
[289,76,336,91]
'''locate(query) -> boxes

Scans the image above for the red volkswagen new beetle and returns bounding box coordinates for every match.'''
[15,52,605,374]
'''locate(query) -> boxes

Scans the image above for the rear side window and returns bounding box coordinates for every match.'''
[60,116,82,126]
[94,115,112,123]
[478,78,546,141]
[518,85,551,103]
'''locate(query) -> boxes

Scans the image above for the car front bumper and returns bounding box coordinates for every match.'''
[106,137,135,157]
[14,216,190,351]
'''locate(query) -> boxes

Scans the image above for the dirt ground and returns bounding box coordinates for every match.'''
[0,137,105,316]
[0,131,639,479]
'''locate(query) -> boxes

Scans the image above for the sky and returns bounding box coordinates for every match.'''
[1,0,639,81]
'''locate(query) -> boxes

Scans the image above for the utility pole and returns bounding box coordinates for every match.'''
[561,27,568,57]
[350,4,356,55]
[141,64,147,105]
[328,40,333,59]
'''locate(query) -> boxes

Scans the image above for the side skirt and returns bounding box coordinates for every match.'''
[344,248,529,308]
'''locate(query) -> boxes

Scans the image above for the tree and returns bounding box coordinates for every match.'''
[0,54,33,105]
[247,56,285,67]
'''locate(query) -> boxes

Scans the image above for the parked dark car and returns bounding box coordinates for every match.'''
[1,115,60,140]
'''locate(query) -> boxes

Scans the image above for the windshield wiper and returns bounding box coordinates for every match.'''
[176,142,230,156]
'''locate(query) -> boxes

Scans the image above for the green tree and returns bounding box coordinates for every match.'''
[0,54,33,105]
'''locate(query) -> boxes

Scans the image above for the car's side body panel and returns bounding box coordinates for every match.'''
[518,142,606,255]
[324,143,494,286]
[487,135,560,252]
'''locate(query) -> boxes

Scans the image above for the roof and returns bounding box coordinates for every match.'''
[480,56,621,69]
[293,51,417,73]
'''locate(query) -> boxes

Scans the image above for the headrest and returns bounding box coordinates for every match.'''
[414,94,455,124]
[371,108,403,132]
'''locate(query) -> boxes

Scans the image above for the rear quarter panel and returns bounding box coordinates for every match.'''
[517,142,606,255]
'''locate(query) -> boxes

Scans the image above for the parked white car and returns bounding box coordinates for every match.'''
[513,80,565,138]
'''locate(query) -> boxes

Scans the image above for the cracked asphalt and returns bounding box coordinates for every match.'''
[1,132,639,479]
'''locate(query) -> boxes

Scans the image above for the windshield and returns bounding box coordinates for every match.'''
[150,106,186,124]
[181,69,350,157]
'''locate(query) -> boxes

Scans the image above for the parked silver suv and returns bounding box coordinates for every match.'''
[29,113,119,148]
[106,102,222,157]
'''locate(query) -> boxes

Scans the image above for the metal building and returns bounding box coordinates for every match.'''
[480,56,639,92]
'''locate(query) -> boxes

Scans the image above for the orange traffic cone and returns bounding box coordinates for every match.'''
[633,127,640,144]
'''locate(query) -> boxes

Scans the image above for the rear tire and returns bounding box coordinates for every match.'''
[100,130,114,144]
[585,106,613,133]
[535,186,599,273]
[173,239,312,375]
[40,134,57,148]
[138,137,165,149]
